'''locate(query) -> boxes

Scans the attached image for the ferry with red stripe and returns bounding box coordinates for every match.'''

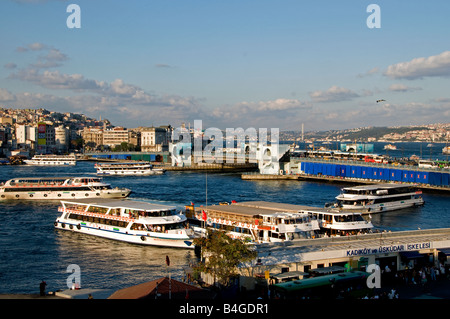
[54,198,194,248]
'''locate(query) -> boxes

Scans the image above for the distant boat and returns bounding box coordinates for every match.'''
[383,144,397,150]
[24,154,76,166]
[95,162,165,176]
[443,146,450,155]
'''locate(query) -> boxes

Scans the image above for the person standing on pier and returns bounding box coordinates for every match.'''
[39,280,47,296]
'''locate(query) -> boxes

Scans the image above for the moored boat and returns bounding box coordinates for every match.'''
[54,199,194,248]
[0,177,131,200]
[232,201,373,238]
[185,201,321,243]
[306,209,373,237]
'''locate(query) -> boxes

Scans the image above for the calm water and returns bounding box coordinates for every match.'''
[0,142,449,294]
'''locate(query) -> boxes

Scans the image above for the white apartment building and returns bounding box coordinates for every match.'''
[55,125,69,153]
[15,124,37,151]
[140,127,168,152]
[102,127,129,148]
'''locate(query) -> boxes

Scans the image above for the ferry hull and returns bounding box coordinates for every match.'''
[340,198,424,213]
[0,189,131,201]
[54,220,194,249]
[24,161,76,166]
[97,170,165,176]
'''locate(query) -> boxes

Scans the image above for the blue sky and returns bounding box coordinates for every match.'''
[1,0,450,131]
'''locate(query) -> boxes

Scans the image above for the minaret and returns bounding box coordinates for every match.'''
[301,123,304,142]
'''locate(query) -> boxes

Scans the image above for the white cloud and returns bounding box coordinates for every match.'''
[0,89,16,102]
[16,42,47,52]
[384,51,450,80]
[357,67,379,78]
[109,79,140,96]
[388,83,422,92]
[309,85,359,103]
[10,68,107,91]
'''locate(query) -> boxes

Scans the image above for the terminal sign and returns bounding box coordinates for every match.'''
[346,242,430,257]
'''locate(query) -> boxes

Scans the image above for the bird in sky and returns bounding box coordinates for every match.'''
[376,99,386,103]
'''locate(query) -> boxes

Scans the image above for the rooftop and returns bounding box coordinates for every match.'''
[61,198,176,211]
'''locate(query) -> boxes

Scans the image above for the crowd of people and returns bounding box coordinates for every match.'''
[362,262,450,299]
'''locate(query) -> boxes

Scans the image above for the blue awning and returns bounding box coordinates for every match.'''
[400,251,424,259]
[438,248,450,256]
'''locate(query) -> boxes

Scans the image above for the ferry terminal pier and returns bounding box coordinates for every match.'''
[231,227,450,292]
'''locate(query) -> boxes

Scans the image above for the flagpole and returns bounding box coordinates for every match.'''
[205,171,207,231]
[166,255,171,300]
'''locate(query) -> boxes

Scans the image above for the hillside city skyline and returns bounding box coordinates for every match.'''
[0,107,448,158]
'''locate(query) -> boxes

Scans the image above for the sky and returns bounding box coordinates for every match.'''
[1,0,450,131]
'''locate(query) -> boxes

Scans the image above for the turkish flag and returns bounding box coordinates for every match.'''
[202,210,207,221]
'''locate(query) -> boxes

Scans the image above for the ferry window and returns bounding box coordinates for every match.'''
[131,223,145,230]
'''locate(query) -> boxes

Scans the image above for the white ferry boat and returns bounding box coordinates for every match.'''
[185,201,320,243]
[306,210,373,237]
[333,184,424,213]
[233,201,373,238]
[0,177,131,200]
[55,199,194,248]
[24,154,77,166]
[95,162,165,176]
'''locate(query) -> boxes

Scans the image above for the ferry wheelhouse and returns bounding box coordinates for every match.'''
[0,177,131,200]
[95,162,165,176]
[24,154,77,166]
[334,184,424,213]
[55,199,194,248]
[185,201,320,243]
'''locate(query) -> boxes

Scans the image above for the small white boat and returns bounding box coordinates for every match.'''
[55,199,194,248]
[24,154,76,166]
[443,146,450,155]
[0,177,131,200]
[334,184,424,213]
[95,162,165,176]
[383,144,397,150]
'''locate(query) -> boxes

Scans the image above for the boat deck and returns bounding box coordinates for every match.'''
[61,198,175,211]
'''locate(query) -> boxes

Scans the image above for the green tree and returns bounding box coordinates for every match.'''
[193,230,257,287]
